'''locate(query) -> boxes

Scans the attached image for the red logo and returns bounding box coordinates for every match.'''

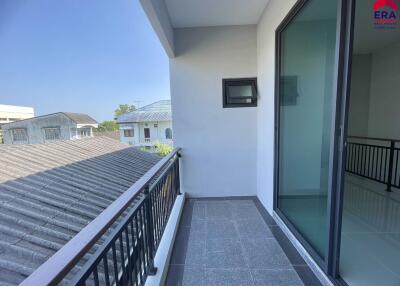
[373,0,399,26]
[374,0,399,11]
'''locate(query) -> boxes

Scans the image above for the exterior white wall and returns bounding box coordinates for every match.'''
[0,105,34,124]
[256,0,297,213]
[170,25,258,197]
[119,121,173,146]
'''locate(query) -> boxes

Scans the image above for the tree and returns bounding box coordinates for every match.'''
[97,120,119,132]
[114,104,136,118]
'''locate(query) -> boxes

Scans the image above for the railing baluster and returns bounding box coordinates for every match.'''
[133,211,143,284]
[124,228,134,286]
[144,186,157,275]
[103,255,111,286]
[93,266,100,286]
[387,141,395,191]
[112,244,119,285]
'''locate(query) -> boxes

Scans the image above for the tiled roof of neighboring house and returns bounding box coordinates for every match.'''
[0,112,98,127]
[0,136,161,285]
[62,112,98,125]
[117,100,172,123]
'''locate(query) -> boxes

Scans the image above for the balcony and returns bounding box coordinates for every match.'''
[165,198,320,286]
[19,149,321,286]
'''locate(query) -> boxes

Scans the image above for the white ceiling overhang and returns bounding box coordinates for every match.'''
[139,0,270,58]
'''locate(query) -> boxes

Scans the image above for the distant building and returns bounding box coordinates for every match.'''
[2,112,98,145]
[117,100,173,147]
[0,104,35,143]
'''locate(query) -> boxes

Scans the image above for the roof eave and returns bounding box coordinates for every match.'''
[139,0,175,58]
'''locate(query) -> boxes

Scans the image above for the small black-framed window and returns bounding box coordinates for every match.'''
[223,78,257,108]
[124,129,134,137]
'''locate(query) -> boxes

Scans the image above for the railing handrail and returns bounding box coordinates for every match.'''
[20,147,181,286]
[348,135,400,143]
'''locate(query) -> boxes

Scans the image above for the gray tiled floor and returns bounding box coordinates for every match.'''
[166,198,319,286]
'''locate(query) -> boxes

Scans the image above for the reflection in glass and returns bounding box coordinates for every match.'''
[277,0,338,259]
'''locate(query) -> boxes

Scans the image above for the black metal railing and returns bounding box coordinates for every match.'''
[346,136,400,191]
[20,148,181,286]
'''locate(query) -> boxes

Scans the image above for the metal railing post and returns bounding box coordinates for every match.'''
[144,185,157,275]
[387,140,395,192]
[176,153,181,195]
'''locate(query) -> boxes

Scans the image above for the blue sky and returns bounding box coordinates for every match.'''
[0,0,170,122]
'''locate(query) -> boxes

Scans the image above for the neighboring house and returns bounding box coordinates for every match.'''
[0,104,34,143]
[1,112,98,145]
[0,136,161,285]
[117,100,173,147]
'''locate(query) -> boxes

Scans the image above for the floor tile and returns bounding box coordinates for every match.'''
[165,265,205,286]
[269,226,306,266]
[180,203,194,227]
[241,238,292,269]
[293,266,322,286]
[206,202,233,219]
[231,204,263,220]
[205,268,255,286]
[171,227,205,265]
[251,269,304,286]
[205,238,247,268]
[254,200,278,227]
[190,219,206,235]
[192,202,206,220]
[236,218,273,239]
[206,219,238,239]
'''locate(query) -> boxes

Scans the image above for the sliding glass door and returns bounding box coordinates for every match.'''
[338,0,400,285]
[275,0,340,264]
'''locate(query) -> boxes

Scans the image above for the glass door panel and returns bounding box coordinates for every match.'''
[339,0,400,285]
[276,0,339,260]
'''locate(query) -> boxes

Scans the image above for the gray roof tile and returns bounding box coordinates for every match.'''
[117,100,172,123]
[0,136,161,285]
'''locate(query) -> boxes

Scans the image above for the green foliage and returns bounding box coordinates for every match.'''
[114,104,136,118]
[154,141,173,157]
[96,120,119,132]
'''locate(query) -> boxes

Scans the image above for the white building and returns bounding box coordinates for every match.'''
[117,100,172,147]
[2,112,98,144]
[0,104,34,143]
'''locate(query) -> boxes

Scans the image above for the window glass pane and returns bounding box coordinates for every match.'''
[165,128,172,139]
[277,0,338,259]
[44,128,61,140]
[124,129,134,137]
[12,129,27,142]
[227,85,253,98]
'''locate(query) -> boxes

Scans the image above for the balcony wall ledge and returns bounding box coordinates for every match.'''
[145,193,186,286]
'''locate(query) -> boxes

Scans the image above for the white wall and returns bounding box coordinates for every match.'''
[119,121,173,146]
[368,42,400,139]
[256,0,297,213]
[170,25,258,197]
[347,42,400,140]
[347,54,372,137]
